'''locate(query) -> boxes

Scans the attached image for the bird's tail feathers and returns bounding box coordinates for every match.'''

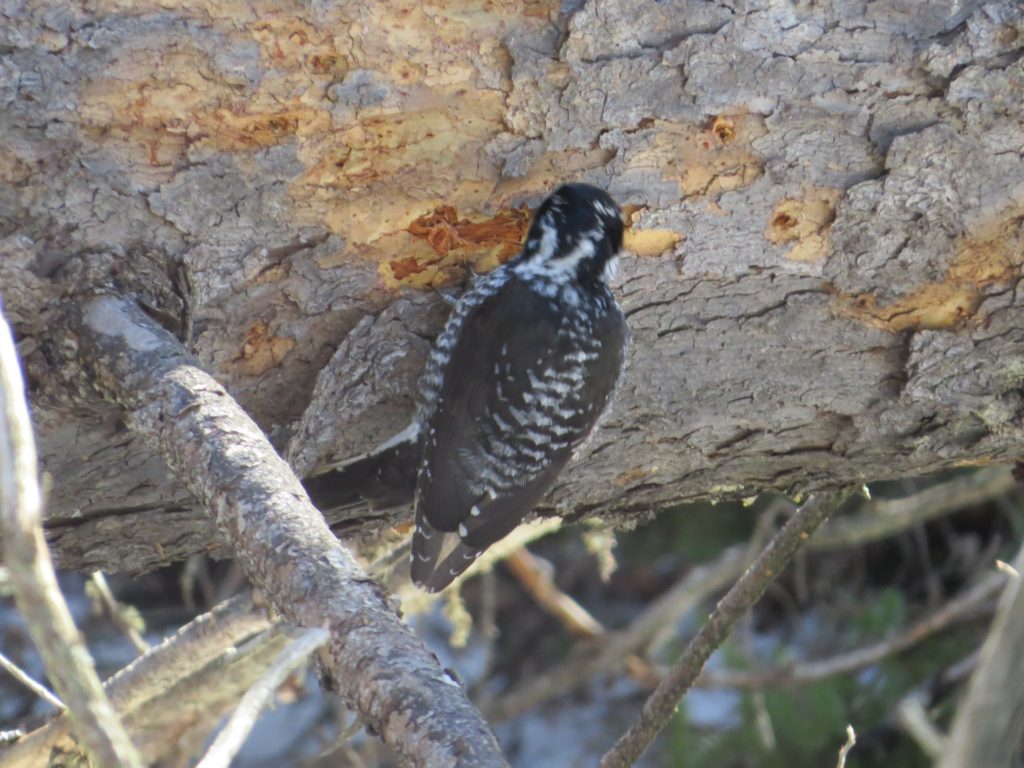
[303,426,420,513]
[410,523,482,592]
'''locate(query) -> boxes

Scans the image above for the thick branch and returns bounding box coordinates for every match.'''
[61,293,506,768]
[0,0,1016,576]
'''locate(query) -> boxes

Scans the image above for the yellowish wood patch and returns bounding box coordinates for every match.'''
[229,320,296,375]
[765,188,842,263]
[833,210,1024,332]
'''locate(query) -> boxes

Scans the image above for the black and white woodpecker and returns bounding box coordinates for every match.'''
[305,183,628,591]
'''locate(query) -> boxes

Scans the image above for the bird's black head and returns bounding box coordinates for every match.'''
[516,183,624,285]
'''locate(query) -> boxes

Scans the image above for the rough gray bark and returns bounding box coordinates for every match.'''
[49,293,505,767]
[1,1,1023,573]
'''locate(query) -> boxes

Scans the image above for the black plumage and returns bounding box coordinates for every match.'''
[305,183,627,591]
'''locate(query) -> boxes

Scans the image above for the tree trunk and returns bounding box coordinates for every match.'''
[2,0,1023,574]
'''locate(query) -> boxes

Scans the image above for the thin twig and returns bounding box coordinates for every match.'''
[598,492,847,768]
[811,468,1013,551]
[995,559,1019,578]
[484,544,747,721]
[90,572,151,655]
[751,689,775,750]
[3,592,270,767]
[505,548,605,639]
[836,725,856,768]
[503,548,661,684]
[491,472,1011,720]
[886,649,977,763]
[696,570,1001,688]
[0,306,142,768]
[0,648,64,710]
[897,695,946,759]
[195,627,330,768]
[368,537,413,579]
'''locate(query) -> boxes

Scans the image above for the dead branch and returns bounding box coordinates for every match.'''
[937,544,1024,768]
[0,306,142,767]
[484,544,748,722]
[123,628,294,764]
[0,650,63,712]
[487,472,1014,722]
[196,626,329,768]
[60,293,506,767]
[107,593,268,712]
[599,492,847,768]
[505,548,605,639]
[696,569,1002,688]
[835,725,857,768]
[89,571,151,655]
[0,592,269,766]
[811,467,1015,551]
[897,695,946,760]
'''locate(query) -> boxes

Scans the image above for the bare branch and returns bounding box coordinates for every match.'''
[505,548,606,639]
[937,546,1024,768]
[116,627,294,764]
[896,695,946,760]
[811,468,1015,551]
[1,592,270,767]
[490,471,1013,720]
[62,293,506,767]
[0,305,142,767]
[598,493,847,768]
[0,649,64,711]
[835,725,856,768]
[89,571,151,655]
[448,469,1012,691]
[196,626,330,768]
[105,593,270,713]
[697,570,1001,688]
[501,547,666,684]
[485,544,748,722]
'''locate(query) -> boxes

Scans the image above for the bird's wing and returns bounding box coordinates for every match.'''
[411,278,625,590]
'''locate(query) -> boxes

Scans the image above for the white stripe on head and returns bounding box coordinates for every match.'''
[514,227,602,281]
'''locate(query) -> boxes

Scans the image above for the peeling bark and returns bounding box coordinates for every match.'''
[1,1,1023,572]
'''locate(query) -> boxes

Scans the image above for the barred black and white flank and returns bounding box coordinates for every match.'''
[305,183,627,591]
